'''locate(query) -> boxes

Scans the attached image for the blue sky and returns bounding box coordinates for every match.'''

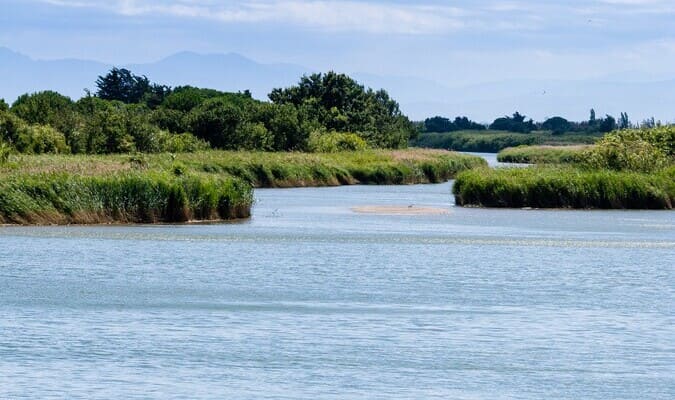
[2,0,675,86]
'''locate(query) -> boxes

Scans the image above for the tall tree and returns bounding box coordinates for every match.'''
[619,112,630,129]
[96,68,152,104]
[270,72,415,148]
[542,116,571,135]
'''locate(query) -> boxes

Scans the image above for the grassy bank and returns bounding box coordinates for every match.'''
[497,145,591,164]
[453,166,675,209]
[0,149,486,224]
[0,149,486,187]
[0,172,253,225]
[412,130,599,153]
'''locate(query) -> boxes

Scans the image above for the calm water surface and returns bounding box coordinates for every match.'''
[1,171,674,398]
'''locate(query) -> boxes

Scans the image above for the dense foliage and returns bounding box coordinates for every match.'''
[411,130,600,152]
[456,127,675,210]
[0,69,415,155]
[581,126,675,172]
[423,116,485,133]
[307,132,368,153]
[489,112,536,133]
[269,72,416,148]
[419,109,627,136]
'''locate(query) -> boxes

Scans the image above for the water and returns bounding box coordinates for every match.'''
[465,151,529,168]
[1,179,674,398]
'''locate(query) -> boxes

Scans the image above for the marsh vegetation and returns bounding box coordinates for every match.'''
[454,126,675,209]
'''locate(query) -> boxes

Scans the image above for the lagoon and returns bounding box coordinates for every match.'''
[1,180,674,399]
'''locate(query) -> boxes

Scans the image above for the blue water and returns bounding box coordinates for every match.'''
[1,180,674,399]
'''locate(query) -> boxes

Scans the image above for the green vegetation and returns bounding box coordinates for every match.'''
[581,127,674,172]
[412,130,599,153]
[453,166,674,209]
[1,69,416,156]
[0,149,485,224]
[270,72,416,148]
[0,172,252,225]
[422,116,486,133]
[415,109,642,153]
[454,126,675,209]
[307,132,368,153]
[497,145,590,164]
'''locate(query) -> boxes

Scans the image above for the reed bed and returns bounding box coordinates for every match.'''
[0,172,252,225]
[0,149,486,224]
[453,166,674,209]
[497,145,591,164]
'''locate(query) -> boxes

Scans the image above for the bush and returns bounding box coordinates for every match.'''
[308,131,369,153]
[581,128,673,172]
[157,132,210,153]
[0,140,12,164]
[15,124,70,154]
[10,91,79,139]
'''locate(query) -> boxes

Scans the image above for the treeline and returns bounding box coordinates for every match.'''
[422,109,650,135]
[0,68,416,155]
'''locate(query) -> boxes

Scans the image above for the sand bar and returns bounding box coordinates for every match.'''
[351,205,450,215]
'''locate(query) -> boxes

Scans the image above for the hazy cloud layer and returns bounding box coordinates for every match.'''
[3,0,675,108]
[35,0,674,34]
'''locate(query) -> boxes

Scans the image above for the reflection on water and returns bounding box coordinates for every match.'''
[1,182,674,399]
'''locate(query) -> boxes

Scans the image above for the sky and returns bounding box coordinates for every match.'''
[2,0,675,87]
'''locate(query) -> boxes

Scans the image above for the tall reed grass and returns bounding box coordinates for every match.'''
[0,172,252,225]
[0,149,485,224]
[497,145,590,164]
[453,166,674,209]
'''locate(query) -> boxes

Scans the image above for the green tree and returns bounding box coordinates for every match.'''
[161,86,227,112]
[10,91,80,142]
[76,97,134,153]
[619,112,630,130]
[489,112,535,133]
[424,116,453,133]
[269,72,415,148]
[187,97,246,149]
[0,110,26,144]
[96,67,152,104]
[542,116,571,135]
[599,115,617,133]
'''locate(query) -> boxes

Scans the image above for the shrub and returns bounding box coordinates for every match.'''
[308,131,369,153]
[15,124,70,154]
[0,140,12,164]
[157,132,210,153]
[581,128,673,172]
[0,110,26,144]
[10,91,79,140]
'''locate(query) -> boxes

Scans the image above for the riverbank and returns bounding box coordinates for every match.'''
[412,130,599,153]
[497,145,590,164]
[0,149,486,224]
[453,166,675,209]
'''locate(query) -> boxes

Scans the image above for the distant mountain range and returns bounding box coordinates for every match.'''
[1,47,673,123]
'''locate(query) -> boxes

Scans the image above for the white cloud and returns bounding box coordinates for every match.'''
[38,0,472,34]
